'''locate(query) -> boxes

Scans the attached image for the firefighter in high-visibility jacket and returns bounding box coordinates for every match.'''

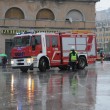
[68,46,78,71]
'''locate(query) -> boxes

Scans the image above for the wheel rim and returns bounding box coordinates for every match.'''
[79,59,85,67]
[39,59,46,72]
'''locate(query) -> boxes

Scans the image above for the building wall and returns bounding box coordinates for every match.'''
[96,22,110,53]
[0,1,96,21]
[96,8,110,53]
[0,0,97,55]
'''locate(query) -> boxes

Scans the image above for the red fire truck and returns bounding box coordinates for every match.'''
[11,30,97,72]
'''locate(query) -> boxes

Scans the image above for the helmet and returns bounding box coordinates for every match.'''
[71,46,75,50]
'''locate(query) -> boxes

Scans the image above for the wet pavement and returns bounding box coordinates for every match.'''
[0,61,110,110]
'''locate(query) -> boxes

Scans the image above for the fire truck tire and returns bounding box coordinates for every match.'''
[39,58,46,72]
[20,68,28,72]
[58,66,68,70]
[78,57,86,69]
[30,67,33,70]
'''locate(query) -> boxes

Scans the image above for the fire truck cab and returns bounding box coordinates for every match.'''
[11,31,97,72]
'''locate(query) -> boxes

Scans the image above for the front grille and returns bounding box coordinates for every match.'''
[17,59,24,65]
[17,63,24,65]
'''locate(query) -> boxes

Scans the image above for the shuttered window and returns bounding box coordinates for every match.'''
[66,10,84,21]
[36,9,55,20]
[5,7,24,19]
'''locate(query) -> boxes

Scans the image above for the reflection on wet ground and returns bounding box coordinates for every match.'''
[0,61,110,110]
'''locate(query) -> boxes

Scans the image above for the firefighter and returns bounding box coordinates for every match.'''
[68,46,78,71]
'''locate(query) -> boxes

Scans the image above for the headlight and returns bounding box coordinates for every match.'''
[11,60,14,65]
[26,58,33,63]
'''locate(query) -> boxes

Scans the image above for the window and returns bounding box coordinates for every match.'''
[22,36,30,46]
[66,10,84,22]
[52,36,58,47]
[35,36,41,45]
[36,9,55,20]
[5,7,24,19]
[14,37,22,47]
[32,36,41,45]
[46,36,50,47]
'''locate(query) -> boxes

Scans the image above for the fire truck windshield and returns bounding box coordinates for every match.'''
[13,36,31,47]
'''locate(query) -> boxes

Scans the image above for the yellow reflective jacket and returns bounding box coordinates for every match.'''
[69,50,78,62]
[71,53,77,61]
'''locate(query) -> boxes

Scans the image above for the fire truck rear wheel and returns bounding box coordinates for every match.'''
[20,68,28,73]
[39,58,46,72]
[78,57,86,69]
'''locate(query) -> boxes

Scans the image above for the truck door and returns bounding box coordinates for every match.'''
[46,35,61,66]
[31,35,42,55]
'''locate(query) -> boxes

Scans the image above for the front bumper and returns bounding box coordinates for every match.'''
[11,57,33,68]
[12,64,33,69]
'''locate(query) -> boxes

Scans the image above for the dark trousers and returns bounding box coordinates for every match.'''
[68,61,77,71]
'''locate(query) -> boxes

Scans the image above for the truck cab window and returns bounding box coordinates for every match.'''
[14,37,22,47]
[52,36,58,47]
[32,36,35,45]
[35,36,41,45]
[32,36,36,50]
[22,36,30,46]
[46,36,50,47]
[32,36,41,45]
[32,36,41,51]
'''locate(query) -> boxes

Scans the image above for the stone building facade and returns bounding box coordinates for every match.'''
[96,8,110,53]
[96,19,110,53]
[0,0,99,59]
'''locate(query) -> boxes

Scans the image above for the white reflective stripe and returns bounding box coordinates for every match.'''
[63,60,69,62]
[41,33,46,55]
[52,51,61,60]
[51,60,61,62]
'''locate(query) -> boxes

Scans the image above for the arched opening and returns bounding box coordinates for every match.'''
[66,9,84,22]
[36,9,55,20]
[5,7,24,19]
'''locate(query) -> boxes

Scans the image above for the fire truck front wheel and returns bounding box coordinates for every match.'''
[20,67,28,73]
[39,58,46,72]
[78,57,86,69]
